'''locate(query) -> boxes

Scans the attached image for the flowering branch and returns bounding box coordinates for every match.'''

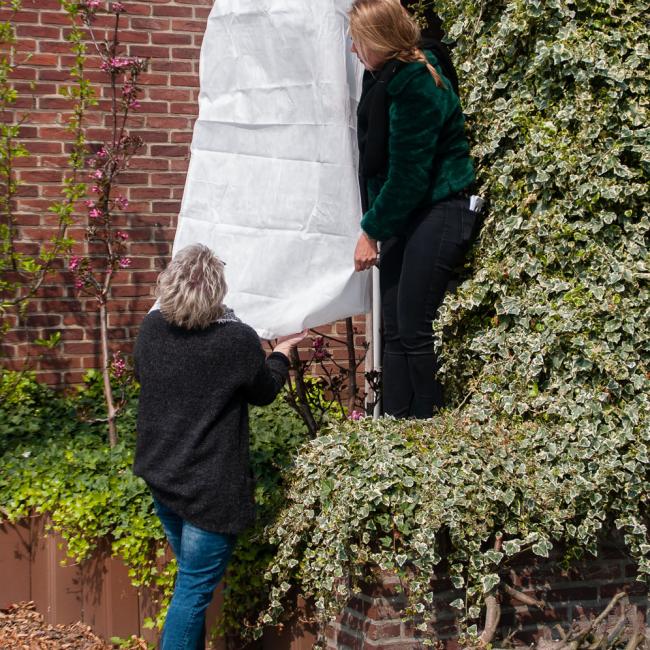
[282,320,373,435]
[0,0,93,348]
[68,0,146,446]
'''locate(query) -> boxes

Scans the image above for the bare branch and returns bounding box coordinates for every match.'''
[624,605,645,650]
[590,592,627,632]
[479,595,501,646]
[504,584,547,610]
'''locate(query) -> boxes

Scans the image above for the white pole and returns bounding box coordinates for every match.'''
[372,251,381,419]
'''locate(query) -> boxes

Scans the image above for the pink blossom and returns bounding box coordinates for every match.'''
[74,277,84,290]
[312,336,330,361]
[68,255,81,271]
[118,257,131,268]
[96,147,107,159]
[114,195,129,210]
[101,56,134,73]
[349,409,365,421]
[84,0,101,8]
[111,352,127,378]
[84,200,95,208]
[129,99,141,109]
[131,57,147,72]
[91,169,103,180]
[111,2,125,13]
[116,230,128,240]
[88,207,102,218]
[91,185,101,194]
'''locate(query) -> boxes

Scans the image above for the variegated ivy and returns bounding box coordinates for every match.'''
[255,0,649,644]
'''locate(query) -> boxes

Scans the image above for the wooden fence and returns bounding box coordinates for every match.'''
[0,516,316,649]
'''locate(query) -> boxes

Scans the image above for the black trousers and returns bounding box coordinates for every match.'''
[380,196,478,418]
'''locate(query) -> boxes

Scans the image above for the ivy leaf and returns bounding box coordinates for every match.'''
[480,573,501,593]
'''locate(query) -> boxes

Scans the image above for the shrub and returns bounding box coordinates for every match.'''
[257,0,649,643]
[0,373,164,595]
[0,372,309,639]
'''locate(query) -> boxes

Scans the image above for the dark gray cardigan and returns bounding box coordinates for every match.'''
[133,310,289,535]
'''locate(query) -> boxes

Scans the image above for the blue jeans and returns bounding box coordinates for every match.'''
[153,498,235,650]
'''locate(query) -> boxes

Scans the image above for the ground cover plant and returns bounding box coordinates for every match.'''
[256,0,649,645]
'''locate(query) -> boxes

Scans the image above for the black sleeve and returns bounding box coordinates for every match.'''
[242,349,290,406]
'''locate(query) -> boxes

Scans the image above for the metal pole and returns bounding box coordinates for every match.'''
[372,250,381,419]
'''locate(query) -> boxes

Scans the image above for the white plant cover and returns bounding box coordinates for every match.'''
[173,0,369,339]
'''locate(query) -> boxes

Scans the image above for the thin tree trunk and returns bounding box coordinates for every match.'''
[289,347,318,436]
[99,299,117,447]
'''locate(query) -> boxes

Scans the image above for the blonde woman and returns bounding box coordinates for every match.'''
[350,0,477,418]
[133,244,305,650]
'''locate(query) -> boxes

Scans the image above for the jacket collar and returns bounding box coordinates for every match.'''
[388,50,439,94]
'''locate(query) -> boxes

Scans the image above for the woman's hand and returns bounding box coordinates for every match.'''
[354,232,378,272]
[273,329,308,357]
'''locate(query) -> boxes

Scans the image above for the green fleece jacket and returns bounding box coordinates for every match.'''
[361,54,475,242]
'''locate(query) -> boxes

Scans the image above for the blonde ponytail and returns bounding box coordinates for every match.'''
[349,0,446,88]
[397,46,445,88]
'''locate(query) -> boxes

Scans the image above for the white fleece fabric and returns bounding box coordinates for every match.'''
[172,0,369,338]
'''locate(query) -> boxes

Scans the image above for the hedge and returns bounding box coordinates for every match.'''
[257,0,649,644]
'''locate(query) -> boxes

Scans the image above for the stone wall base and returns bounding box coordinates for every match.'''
[325,544,648,648]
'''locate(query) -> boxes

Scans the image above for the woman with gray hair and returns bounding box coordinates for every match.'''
[133,243,305,650]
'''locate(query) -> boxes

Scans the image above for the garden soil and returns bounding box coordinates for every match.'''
[0,602,146,649]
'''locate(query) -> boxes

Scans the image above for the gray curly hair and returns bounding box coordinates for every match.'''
[157,243,227,329]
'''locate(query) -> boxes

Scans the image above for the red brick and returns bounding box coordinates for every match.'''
[170,159,191,172]
[150,145,189,157]
[171,19,206,33]
[366,621,402,641]
[127,45,172,59]
[148,88,192,102]
[152,6,194,17]
[63,341,98,355]
[168,101,198,115]
[131,17,171,31]
[111,285,152,297]
[150,172,188,186]
[117,30,150,45]
[171,131,193,143]
[129,187,171,200]
[333,629,364,650]
[151,32,193,45]
[146,116,190,129]
[130,156,169,170]
[17,24,61,39]
[170,47,201,59]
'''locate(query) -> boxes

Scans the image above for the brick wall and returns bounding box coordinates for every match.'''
[0,0,212,384]
[1,0,368,388]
